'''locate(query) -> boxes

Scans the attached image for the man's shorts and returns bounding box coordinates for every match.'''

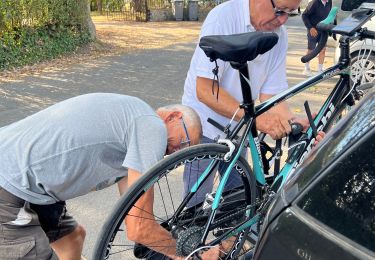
[307,30,322,50]
[0,186,78,259]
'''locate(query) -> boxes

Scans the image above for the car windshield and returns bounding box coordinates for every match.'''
[296,129,375,252]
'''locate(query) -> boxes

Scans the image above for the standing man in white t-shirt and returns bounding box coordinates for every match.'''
[182,0,306,203]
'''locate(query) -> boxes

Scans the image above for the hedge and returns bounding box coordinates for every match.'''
[0,0,93,69]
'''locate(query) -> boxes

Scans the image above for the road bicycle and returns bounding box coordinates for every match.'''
[93,5,375,260]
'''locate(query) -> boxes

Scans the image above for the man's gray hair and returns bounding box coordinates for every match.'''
[158,104,202,137]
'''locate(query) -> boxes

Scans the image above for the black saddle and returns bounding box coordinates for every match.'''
[199,31,279,64]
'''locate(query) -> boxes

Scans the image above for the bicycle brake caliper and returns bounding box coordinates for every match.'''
[203,193,223,212]
[217,139,235,161]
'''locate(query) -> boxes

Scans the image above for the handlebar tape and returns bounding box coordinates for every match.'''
[301,32,329,63]
[301,7,338,63]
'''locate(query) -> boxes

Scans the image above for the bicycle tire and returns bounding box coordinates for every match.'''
[93,143,257,260]
[325,81,374,132]
[324,101,352,132]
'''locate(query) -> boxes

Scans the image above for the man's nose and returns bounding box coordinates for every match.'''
[277,14,289,25]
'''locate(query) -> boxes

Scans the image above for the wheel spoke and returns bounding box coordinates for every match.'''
[157,181,170,219]
[93,144,257,259]
[351,55,375,84]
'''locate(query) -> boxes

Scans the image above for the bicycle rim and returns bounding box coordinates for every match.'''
[329,103,352,130]
[326,80,375,132]
[93,143,257,260]
[351,50,375,85]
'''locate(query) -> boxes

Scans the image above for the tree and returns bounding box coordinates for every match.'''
[97,0,103,15]
[84,0,96,40]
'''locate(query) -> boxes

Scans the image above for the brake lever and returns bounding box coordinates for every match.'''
[304,101,318,138]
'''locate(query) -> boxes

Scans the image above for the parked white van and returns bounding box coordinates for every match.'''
[333,0,375,84]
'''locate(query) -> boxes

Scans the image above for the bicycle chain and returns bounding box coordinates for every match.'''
[174,186,274,258]
[175,205,255,257]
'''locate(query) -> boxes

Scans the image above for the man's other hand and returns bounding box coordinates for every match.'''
[310,27,318,37]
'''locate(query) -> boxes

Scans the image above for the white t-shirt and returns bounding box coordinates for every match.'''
[182,0,289,140]
[0,93,167,204]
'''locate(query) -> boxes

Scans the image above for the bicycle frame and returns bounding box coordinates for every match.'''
[190,33,357,247]
[182,6,375,250]
[222,38,351,187]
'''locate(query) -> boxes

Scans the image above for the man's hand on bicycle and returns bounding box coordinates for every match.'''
[199,246,221,260]
[256,112,325,142]
[290,116,325,145]
[256,111,292,140]
[172,246,220,260]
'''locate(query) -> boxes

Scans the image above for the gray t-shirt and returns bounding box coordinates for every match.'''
[0,93,167,205]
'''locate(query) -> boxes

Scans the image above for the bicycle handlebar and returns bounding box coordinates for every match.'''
[301,7,338,63]
[360,28,375,40]
[301,31,329,63]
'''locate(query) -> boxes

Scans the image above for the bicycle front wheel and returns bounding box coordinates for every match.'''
[93,143,257,260]
[326,82,374,131]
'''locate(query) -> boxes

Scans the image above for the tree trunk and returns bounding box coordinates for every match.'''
[132,0,144,12]
[97,0,103,15]
[84,0,96,40]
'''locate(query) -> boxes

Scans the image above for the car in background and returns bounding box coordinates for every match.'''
[333,0,375,84]
[252,87,375,259]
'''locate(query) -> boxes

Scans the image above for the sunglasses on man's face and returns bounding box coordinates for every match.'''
[270,0,300,17]
[179,117,191,150]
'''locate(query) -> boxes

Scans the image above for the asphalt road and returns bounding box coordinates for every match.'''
[0,17,336,259]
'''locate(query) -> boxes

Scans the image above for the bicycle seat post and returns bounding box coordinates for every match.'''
[231,62,257,132]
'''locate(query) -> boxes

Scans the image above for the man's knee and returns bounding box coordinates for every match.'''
[50,225,85,260]
[69,224,86,244]
[51,224,86,248]
[73,224,86,243]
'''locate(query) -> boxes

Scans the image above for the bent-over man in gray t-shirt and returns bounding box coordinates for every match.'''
[0,93,206,260]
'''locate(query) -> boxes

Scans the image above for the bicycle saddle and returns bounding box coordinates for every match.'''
[199,31,279,64]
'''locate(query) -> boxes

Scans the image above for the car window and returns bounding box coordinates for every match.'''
[283,95,375,200]
[296,130,375,252]
[342,0,375,11]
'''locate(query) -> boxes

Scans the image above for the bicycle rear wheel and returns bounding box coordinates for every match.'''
[326,81,374,131]
[93,143,257,260]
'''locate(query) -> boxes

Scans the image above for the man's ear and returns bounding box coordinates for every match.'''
[165,111,183,122]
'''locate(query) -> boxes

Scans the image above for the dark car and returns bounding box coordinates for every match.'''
[253,89,375,260]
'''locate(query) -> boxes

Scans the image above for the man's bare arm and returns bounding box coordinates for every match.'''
[196,76,244,121]
[118,169,179,259]
[259,93,325,142]
[117,169,220,259]
[196,77,292,139]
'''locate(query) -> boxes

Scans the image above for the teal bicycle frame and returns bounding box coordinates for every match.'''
[186,7,373,245]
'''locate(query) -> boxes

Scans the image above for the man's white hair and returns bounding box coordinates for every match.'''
[158,104,202,138]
